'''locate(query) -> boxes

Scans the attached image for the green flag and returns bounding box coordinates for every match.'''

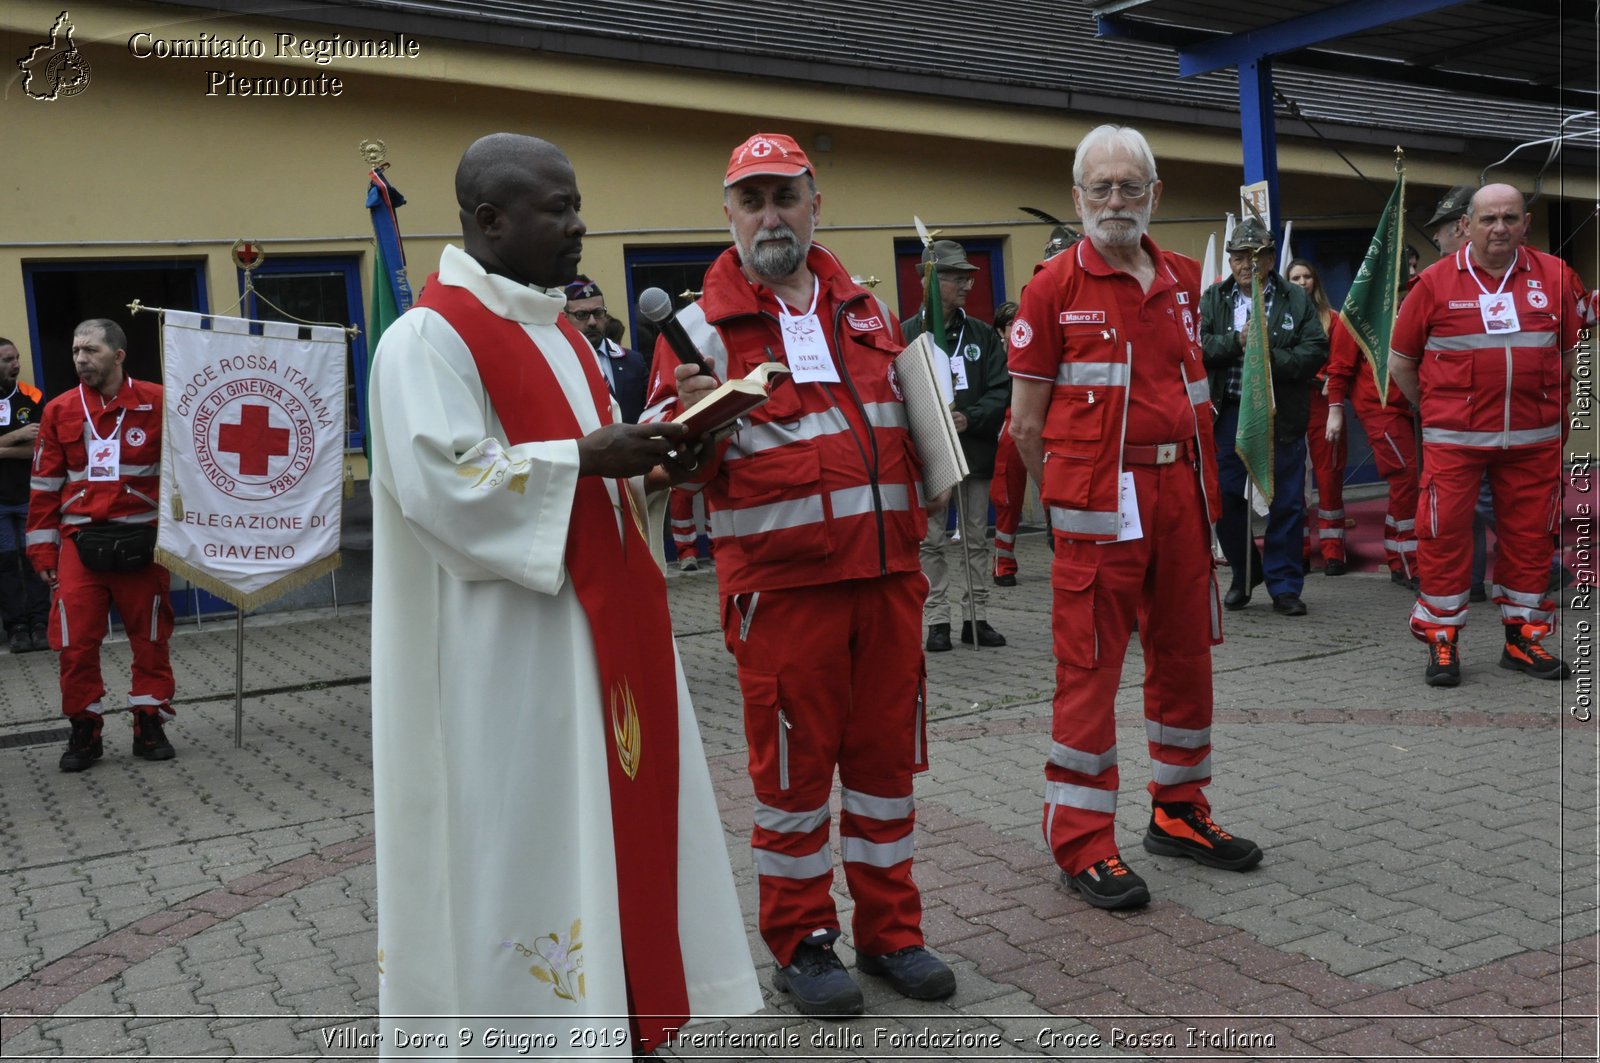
[922,257,947,354]
[1236,273,1276,501]
[1339,168,1405,404]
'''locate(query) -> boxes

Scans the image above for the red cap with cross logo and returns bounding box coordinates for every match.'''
[724,133,813,188]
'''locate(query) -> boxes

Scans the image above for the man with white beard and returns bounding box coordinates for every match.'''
[641,132,955,1018]
[1009,124,1263,911]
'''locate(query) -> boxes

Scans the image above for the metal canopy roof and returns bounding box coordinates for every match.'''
[1088,0,1598,107]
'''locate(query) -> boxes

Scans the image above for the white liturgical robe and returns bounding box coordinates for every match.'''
[369,245,761,1059]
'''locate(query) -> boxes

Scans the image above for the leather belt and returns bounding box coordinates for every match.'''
[1123,439,1194,466]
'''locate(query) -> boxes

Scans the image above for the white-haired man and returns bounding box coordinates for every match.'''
[1009,124,1263,911]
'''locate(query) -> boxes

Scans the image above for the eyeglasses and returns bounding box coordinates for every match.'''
[939,274,977,288]
[567,308,608,322]
[1077,181,1154,203]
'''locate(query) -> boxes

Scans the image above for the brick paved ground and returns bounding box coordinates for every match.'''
[0,529,1594,1061]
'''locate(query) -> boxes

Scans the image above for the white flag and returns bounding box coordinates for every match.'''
[159,310,346,607]
[1202,232,1219,288]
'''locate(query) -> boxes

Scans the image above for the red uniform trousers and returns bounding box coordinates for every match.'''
[49,537,175,719]
[1304,390,1347,564]
[668,489,701,560]
[1044,459,1217,875]
[990,414,1027,578]
[1352,397,1419,578]
[723,571,927,966]
[1411,440,1561,638]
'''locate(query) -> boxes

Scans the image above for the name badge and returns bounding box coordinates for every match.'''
[0,400,10,427]
[949,352,969,392]
[88,438,120,482]
[1480,292,1520,333]
[780,312,839,383]
[1097,470,1144,544]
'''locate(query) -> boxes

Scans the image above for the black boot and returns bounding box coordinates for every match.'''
[132,712,176,761]
[59,714,103,772]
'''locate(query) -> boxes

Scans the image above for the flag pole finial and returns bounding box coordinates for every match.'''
[360,138,390,171]
[1393,146,1405,174]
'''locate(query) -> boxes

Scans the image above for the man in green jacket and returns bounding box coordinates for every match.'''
[905,240,1012,650]
[1200,219,1328,616]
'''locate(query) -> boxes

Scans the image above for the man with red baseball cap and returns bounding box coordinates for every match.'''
[642,132,954,1017]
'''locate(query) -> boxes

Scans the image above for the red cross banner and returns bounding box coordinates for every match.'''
[159,310,346,608]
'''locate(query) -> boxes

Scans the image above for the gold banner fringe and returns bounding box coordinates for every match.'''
[154,549,342,612]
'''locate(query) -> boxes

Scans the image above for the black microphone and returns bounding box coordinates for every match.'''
[638,287,711,376]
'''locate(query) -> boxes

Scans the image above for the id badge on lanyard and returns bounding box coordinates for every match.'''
[0,399,10,427]
[1480,292,1520,333]
[780,279,840,383]
[88,439,121,481]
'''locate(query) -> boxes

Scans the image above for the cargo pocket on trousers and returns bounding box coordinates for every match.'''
[737,669,790,792]
[1051,558,1100,669]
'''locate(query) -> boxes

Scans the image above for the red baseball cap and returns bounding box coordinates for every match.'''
[724,133,814,188]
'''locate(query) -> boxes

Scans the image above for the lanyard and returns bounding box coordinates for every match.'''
[78,383,127,443]
[777,277,821,321]
[1463,250,1515,298]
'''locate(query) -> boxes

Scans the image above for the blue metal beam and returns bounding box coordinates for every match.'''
[1237,55,1281,245]
[1177,0,1474,77]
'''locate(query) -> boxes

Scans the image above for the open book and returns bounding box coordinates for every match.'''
[674,362,791,440]
[894,333,969,498]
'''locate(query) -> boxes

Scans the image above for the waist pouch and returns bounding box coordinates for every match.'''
[73,523,158,572]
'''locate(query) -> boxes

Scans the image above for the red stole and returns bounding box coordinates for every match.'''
[416,277,688,1050]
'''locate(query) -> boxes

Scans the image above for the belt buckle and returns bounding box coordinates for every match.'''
[1154,443,1178,465]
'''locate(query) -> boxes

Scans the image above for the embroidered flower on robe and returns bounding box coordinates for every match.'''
[526,920,584,1001]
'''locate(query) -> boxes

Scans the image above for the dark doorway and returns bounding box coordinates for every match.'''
[893,238,1007,329]
[23,261,208,398]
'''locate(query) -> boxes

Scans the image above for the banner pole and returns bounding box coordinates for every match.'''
[235,608,245,748]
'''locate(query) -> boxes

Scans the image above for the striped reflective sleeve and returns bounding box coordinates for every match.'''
[1144,721,1211,749]
[840,788,914,822]
[1421,425,1561,447]
[753,845,833,880]
[708,494,825,539]
[840,834,914,868]
[1151,756,1212,785]
[30,476,64,492]
[1055,361,1130,387]
[1044,779,1117,814]
[25,529,59,546]
[1424,331,1558,352]
[1186,376,1211,406]
[1049,507,1120,537]
[753,800,831,835]
[1047,742,1117,776]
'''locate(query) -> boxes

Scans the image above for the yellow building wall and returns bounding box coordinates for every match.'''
[3,0,1592,386]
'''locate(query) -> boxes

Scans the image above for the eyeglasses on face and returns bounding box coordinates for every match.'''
[939,273,978,288]
[567,308,608,322]
[1077,180,1154,203]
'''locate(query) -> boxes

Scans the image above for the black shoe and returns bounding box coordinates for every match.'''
[925,623,952,653]
[1223,568,1262,610]
[1392,570,1419,591]
[1066,856,1150,910]
[8,628,29,654]
[856,945,956,1001]
[1143,803,1263,871]
[773,929,863,1017]
[993,573,1017,587]
[1469,582,1488,602]
[132,712,176,761]
[1424,631,1460,687]
[1500,623,1571,680]
[1271,594,1307,617]
[59,714,103,773]
[960,620,1007,647]
[30,624,48,652]
[1324,558,1347,576]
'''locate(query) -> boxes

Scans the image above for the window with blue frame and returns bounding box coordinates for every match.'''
[237,255,368,451]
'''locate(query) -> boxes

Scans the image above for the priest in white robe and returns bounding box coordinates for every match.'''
[368,133,761,1060]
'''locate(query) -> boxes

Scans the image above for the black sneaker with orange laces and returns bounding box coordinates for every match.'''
[1425,630,1461,687]
[1500,623,1570,680]
[1066,855,1150,909]
[1143,803,1263,871]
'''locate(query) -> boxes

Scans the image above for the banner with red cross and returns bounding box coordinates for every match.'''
[158,310,346,608]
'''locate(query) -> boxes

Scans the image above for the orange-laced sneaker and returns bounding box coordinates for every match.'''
[1425,629,1460,687]
[1066,854,1150,910]
[1143,803,1263,871]
[1500,623,1570,680]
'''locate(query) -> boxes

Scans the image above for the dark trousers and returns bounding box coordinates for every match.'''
[0,506,48,632]
[1214,404,1308,599]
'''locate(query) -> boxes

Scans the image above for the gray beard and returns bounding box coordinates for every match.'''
[736,224,809,281]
